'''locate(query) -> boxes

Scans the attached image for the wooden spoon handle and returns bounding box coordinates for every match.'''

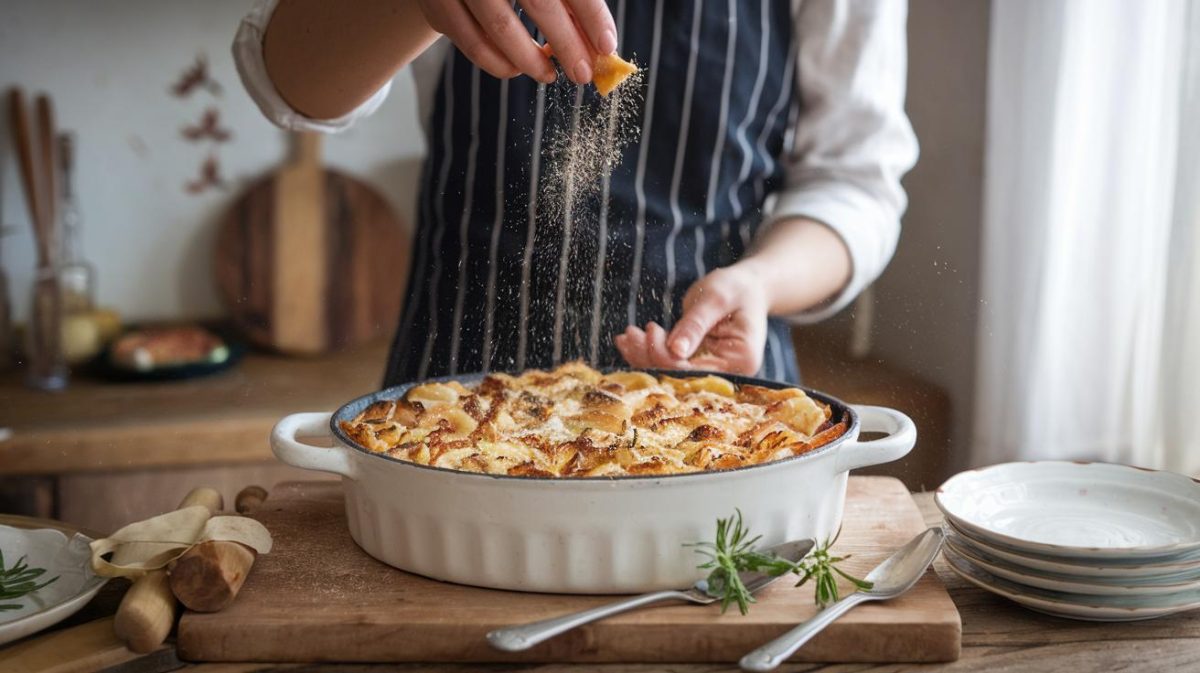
[34,94,58,259]
[292,131,321,167]
[7,88,47,266]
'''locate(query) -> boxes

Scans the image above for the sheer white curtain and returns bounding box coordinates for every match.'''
[973,0,1200,475]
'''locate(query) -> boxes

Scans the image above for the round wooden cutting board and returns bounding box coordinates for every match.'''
[214,132,407,356]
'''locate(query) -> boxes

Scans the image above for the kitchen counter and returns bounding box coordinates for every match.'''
[3,493,1196,673]
[0,340,389,476]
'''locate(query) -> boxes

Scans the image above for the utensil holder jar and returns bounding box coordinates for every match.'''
[24,266,68,391]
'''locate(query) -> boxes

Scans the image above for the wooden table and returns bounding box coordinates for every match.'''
[4,493,1196,673]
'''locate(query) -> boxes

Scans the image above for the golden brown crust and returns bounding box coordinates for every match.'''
[340,362,847,478]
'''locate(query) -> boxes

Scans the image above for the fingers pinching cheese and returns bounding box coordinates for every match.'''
[538,41,637,96]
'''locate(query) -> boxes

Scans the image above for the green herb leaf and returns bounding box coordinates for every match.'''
[791,532,872,608]
[686,510,801,615]
[688,512,874,613]
[0,550,59,612]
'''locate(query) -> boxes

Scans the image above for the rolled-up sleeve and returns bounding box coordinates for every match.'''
[766,0,918,322]
[232,0,392,133]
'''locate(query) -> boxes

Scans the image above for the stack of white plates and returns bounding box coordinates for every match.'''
[935,461,1200,621]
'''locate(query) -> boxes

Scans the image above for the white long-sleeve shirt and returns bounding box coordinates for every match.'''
[234,0,917,328]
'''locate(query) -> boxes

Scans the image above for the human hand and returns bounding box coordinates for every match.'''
[614,263,770,376]
[416,0,617,84]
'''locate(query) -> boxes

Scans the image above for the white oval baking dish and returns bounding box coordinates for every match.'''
[271,371,916,594]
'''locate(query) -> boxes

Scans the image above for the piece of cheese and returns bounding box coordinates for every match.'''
[592,53,637,96]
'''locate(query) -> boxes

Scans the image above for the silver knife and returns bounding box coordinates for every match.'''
[486,538,816,652]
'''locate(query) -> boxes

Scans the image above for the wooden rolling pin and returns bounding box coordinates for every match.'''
[113,487,223,653]
[168,486,268,613]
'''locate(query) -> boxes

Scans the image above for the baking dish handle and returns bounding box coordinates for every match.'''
[270,412,357,479]
[835,405,917,473]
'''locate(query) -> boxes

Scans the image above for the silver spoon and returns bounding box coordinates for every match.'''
[486,538,816,652]
[739,527,945,672]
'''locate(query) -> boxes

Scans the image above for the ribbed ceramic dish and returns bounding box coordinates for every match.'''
[935,461,1200,560]
[272,369,917,593]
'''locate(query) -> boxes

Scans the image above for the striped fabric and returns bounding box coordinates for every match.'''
[384,0,801,386]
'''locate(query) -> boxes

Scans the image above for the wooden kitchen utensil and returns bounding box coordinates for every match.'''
[169,540,256,614]
[9,88,69,390]
[178,477,962,664]
[169,486,269,613]
[234,485,268,515]
[112,487,222,653]
[7,88,48,265]
[214,131,407,356]
[34,95,58,254]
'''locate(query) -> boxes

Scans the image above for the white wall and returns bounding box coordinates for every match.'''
[0,0,425,323]
[873,0,990,471]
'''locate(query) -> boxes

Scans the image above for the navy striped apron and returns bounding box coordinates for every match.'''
[384,0,801,386]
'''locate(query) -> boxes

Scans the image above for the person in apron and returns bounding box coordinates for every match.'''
[234,0,917,387]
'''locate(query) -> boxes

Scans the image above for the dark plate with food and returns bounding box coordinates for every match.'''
[88,325,244,382]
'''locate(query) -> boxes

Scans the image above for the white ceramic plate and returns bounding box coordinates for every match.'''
[945,523,1200,579]
[936,462,1200,560]
[0,526,107,647]
[944,549,1200,621]
[943,538,1200,597]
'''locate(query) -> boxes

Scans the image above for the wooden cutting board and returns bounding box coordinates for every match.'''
[177,476,960,664]
[214,132,406,356]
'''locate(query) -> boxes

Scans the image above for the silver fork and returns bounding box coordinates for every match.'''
[487,538,816,652]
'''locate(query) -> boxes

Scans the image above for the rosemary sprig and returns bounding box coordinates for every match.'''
[688,511,873,614]
[793,531,874,608]
[0,549,59,612]
[686,510,801,615]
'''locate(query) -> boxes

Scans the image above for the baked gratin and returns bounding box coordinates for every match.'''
[340,362,849,478]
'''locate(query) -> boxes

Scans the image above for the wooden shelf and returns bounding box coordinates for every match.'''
[0,341,390,476]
